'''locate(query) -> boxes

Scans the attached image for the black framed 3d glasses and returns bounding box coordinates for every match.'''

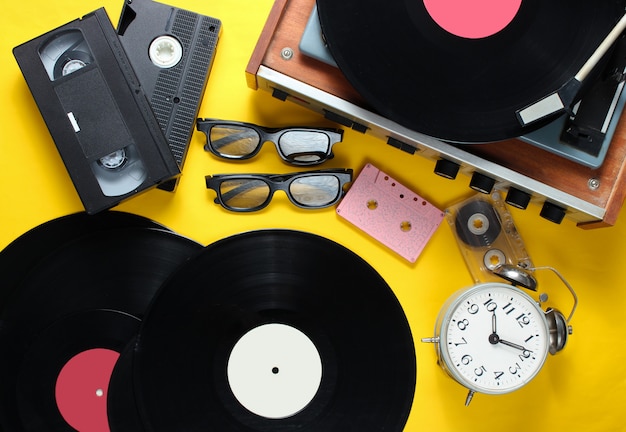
[196,119,343,165]
[205,169,353,212]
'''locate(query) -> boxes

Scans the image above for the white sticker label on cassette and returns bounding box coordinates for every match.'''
[67,112,80,132]
[336,163,444,262]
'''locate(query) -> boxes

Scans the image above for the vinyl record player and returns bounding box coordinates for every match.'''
[300,4,626,169]
[246,0,626,228]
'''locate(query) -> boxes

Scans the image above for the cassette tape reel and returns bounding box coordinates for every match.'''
[446,192,535,288]
[92,145,148,197]
[13,9,180,214]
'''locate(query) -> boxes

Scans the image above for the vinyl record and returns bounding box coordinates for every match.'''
[454,199,502,247]
[0,225,202,431]
[317,0,626,142]
[0,210,168,308]
[133,230,416,431]
[107,337,145,432]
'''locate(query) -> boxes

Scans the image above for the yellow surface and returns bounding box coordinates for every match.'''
[1,1,626,431]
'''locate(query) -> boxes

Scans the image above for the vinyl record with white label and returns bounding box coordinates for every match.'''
[132,229,416,431]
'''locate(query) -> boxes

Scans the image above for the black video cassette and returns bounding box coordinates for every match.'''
[117,0,221,191]
[13,8,180,214]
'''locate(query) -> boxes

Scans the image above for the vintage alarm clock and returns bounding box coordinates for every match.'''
[422,265,577,406]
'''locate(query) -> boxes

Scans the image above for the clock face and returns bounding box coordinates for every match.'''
[439,283,550,394]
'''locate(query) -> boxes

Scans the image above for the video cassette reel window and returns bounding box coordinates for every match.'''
[37,29,148,197]
[38,30,94,81]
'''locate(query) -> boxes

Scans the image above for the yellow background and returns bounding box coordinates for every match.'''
[1,0,626,431]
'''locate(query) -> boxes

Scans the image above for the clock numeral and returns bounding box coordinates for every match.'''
[452,337,467,347]
[474,365,486,377]
[519,350,533,361]
[509,362,522,375]
[457,319,470,331]
[525,334,535,343]
[483,298,497,312]
[461,354,473,365]
[467,303,479,314]
[494,371,504,380]
[502,302,516,315]
[516,313,531,327]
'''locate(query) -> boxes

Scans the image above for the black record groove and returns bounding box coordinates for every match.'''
[133,230,416,431]
[0,211,166,309]
[454,199,502,247]
[0,221,202,431]
[107,337,145,432]
[317,0,626,142]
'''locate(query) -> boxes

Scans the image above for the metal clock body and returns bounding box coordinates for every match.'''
[430,282,551,403]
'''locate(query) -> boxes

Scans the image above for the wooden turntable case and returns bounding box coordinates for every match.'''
[246,0,626,228]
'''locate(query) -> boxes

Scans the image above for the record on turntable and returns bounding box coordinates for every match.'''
[316,0,626,143]
[127,229,416,431]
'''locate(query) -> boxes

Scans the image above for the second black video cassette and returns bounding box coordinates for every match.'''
[117,0,221,191]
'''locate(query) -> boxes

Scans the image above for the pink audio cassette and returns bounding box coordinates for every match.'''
[336,163,444,262]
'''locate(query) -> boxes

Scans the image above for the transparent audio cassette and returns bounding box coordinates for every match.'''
[446,192,535,288]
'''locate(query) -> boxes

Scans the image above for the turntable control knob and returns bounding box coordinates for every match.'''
[434,158,460,179]
[505,187,531,210]
[469,172,495,194]
[540,202,566,224]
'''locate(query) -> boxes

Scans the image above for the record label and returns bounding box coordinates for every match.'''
[227,323,323,419]
[423,0,522,39]
[55,348,119,432]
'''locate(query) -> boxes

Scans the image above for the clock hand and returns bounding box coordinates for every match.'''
[498,339,531,353]
[488,312,500,344]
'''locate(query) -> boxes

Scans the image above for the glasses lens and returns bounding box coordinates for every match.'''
[289,175,340,207]
[278,131,330,163]
[210,125,261,157]
[219,179,270,210]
